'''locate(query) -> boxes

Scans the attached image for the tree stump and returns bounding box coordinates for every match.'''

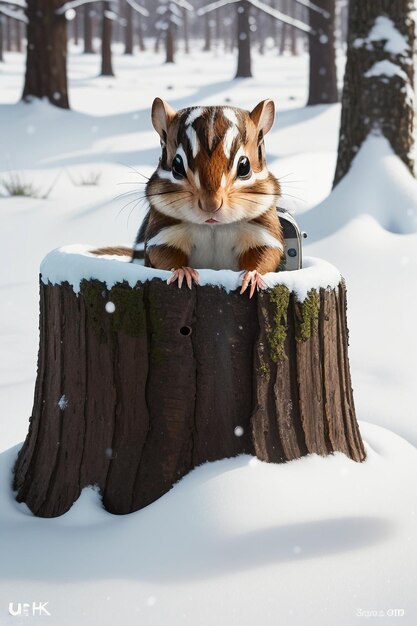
[13,246,366,518]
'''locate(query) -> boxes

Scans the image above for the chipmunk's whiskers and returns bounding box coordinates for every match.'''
[279,192,307,204]
[120,163,150,181]
[117,181,148,185]
[114,189,144,203]
[118,195,148,220]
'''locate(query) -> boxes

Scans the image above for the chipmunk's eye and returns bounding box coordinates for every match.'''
[237,156,251,178]
[172,154,186,179]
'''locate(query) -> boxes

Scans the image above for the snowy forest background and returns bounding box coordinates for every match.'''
[1,1,417,625]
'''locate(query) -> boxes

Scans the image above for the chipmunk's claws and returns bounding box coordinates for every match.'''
[167,267,199,289]
[240,270,266,298]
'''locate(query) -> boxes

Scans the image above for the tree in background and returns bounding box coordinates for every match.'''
[83,5,94,53]
[101,1,115,75]
[124,0,133,53]
[123,0,148,54]
[198,0,310,79]
[307,0,338,105]
[235,0,251,76]
[334,0,415,185]
[22,0,70,108]
[156,0,192,63]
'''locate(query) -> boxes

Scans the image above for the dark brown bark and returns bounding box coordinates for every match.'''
[307,0,338,105]
[73,8,79,45]
[334,0,415,186]
[203,13,211,51]
[183,7,189,54]
[5,17,11,51]
[22,0,69,109]
[165,21,174,63]
[14,19,22,52]
[100,1,114,76]
[235,0,252,78]
[124,0,133,54]
[0,17,3,61]
[83,5,94,53]
[289,0,297,55]
[14,269,365,518]
[137,14,145,51]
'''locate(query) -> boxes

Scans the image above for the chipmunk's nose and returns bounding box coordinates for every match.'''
[198,196,223,213]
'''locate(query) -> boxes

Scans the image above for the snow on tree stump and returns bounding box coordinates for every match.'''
[13,245,366,517]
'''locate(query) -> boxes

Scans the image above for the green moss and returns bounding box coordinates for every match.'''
[259,359,270,377]
[109,283,146,337]
[263,286,321,362]
[265,285,290,362]
[296,289,320,342]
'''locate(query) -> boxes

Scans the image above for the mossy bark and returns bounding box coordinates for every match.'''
[14,276,365,517]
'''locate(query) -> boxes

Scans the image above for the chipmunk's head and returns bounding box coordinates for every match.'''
[146,98,280,225]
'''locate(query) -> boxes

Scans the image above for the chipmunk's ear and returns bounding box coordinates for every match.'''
[151,98,176,141]
[249,99,275,140]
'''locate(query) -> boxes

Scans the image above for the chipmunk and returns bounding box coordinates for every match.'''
[134,98,284,298]
[95,99,284,297]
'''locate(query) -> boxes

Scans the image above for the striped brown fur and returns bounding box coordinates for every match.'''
[134,98,284,281]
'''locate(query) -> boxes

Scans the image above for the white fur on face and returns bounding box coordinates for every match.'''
[223,125,239,159]
[223,108,238,126]
[185,107,204,126]
[186,126,199,158]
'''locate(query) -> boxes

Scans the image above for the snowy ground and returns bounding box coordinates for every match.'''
[1,46,417,625]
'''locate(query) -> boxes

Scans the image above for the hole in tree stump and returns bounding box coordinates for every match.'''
[180,326,192,336]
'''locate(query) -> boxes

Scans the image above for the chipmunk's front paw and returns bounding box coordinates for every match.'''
[240,270,266,299]
[167,267,199,289]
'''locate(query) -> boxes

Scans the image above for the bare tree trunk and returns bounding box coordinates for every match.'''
[83,6,94,53]
[279,0,287,54]
[235,0,252,78]
[290,0,297,55]
[101,1,114,76]
[334,0,415,186]
[13,20,22,52]
[6,17,12,51]
[165,21,174,63]
[124,0,133,54]
[269,0,279,51]
[214,7,221,51]
[0,17,3,62]
[73,7,79,45]
[203,13,211,51]
[138,15,145,51]
[258,14,265,55]
[183,7,189,54]
[307,0,338,105]
[22,0,69,109]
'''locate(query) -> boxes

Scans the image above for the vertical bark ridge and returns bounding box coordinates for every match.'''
[337,283,366,461]
[131,280,196,511]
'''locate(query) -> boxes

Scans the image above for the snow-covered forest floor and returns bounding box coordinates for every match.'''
[1,46,417,625]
